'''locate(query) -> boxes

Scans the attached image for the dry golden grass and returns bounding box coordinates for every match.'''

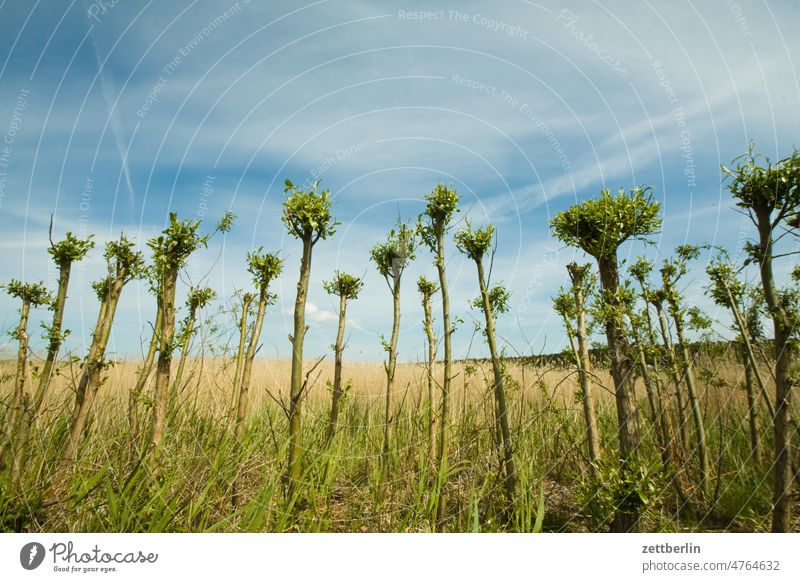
[1,350,794,533]
[1,350,761,433]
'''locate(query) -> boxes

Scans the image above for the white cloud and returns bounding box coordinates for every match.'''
[303,301,338,323]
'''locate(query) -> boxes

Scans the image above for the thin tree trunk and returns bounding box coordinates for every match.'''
[742,345,760,463]
[63,364,104,464]
[150,267,178,454]
[63,282,123,463]
[626,310,671,465]
[422,294,437,460]
[596,255,641,532]
[475,258,516,504]
[287,237,313,499]
[9,301,31,437]
[723,281,775,419]
[754,212,795,532]
[130,304,162,435]
[663,281,710,501]
[230,295,252,419]
[171,308,198,403]
[630,328,673,475]
[3,301,31,478]
[567,265,601,472]
[233,288,268,507]
[32,261,71,415]
[327,294,347,442]
[564,319,596,472]
[655,301,689,452]
[639,289,687,504]
[434,229,452,525]
[382,281,401,461]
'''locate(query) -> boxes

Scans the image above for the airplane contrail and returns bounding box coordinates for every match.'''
[83,1,136,210]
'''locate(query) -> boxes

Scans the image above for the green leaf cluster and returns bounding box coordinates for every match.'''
[418,183,460,249]
[416,275,438,298]
[370,222,416,280]
[3,279,52,306]
[49,232,94,265]
[471,284,511,315]
[550,187,661,259]
[723,143,800,224]
[187,286,216,311]
[148,213,209,273]
[281,179,338,243]
[706,258,745,308]
[246,248,284,292]
[454,222,494,261]
[323,270,364,299]
[92,236,146,301]
[105,235,146,281]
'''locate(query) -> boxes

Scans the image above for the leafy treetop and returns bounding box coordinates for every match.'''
[187,287,216,312]
[3,279,52,307]
[660,244,703,284]
[706,257,746,308]
[454,222,494,261]
[370,222,417,282]
[91,236,146,301]
[148,213,209,273]
[550,187,661,260]
[49,232,94,266]
[105,235,146,282]
[418,183,460,249]
[417,275,438,298]
[553,289,577,321]
[282,179,338,243]
[628,257,654,287]
[566,262,594,290]
[246,248,284,292]
[215,210,236,234]
[323,271,364,300]
[723,143,800,231]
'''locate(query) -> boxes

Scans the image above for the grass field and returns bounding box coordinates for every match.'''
[2,351,795,533]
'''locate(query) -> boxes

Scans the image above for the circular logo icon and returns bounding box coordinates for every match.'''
[20,542,46,570]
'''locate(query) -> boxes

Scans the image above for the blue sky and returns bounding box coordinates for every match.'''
[0,0,798,362]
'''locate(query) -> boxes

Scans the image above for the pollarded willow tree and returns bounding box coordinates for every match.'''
[147,211,234,455]
[10,232,94,482]
[236,249,283,444]
[232,248,282,507]
[551,186,661,532]
[282,179,337,498]
[660,245,710,500]
[64,235,145,463]
[723,145,800,532]
[370,222,416,460]
[552,262,601,476]
[322,271,364,443]
[454,222,517,505]
[147,215,208,455]
[417,275,439,455]
[418,183,459,520]
[1,280,51,481]
[33,232,94,419]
